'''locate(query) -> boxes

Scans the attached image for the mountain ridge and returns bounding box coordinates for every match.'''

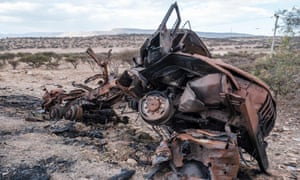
[0,28,255,38]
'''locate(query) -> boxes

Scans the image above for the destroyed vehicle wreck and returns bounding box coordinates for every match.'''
[42,48,127,125]
[41,2,276,179]
[116,2,277,179]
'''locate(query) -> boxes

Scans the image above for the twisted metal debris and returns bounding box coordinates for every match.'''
[116,2,276,179]
[42,2,276,179]
[42,48,126,124]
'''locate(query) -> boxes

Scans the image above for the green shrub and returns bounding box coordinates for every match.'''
[0,53,15,61]
[114,49,139,65]
[8,60,20,70]
[46,61,60,70]
[40,52,59,58]
[254,37,300,97]
[16,52,32,58]
[65,57,79,69]
[0,59,6,69]
[19,53,51,68]
[0,53,16,69]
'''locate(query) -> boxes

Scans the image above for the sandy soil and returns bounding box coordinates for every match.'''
[0,62,299,179]
[0,64,158,180]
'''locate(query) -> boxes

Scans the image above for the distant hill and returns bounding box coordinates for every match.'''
[0,28,254,38]
[0,32,62,38]
[107,28,254,38]
[197,32,253,38]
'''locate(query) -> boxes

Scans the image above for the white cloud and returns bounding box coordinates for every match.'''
[0,15,22,22]
[0,0,298,35]
[0,2,39,13]
[239,6,270,16]
[177,0,278,34]
[52,3,90,14]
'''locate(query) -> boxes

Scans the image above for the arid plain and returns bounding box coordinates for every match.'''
[0,35,299,179]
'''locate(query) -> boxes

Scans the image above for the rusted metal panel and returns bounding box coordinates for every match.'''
[127,2,276,179]
[174,52,241,89]
[39,2,277,179]
[240,94,269,172]
[41,48,125,124]
[149,129,240,179]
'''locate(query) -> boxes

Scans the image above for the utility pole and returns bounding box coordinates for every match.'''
[271,14,279,54]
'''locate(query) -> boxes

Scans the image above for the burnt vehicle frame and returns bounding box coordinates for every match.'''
[116,2,276,179]
[41,2,276,179]
[42,48,126,125]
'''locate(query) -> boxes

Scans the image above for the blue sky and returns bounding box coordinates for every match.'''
[0,0,298,35]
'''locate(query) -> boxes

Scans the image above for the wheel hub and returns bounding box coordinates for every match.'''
[139,91,173,125]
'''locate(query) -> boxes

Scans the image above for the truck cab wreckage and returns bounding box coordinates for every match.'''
[42,2,276,179]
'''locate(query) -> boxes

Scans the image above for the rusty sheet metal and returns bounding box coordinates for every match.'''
[175,130,240,180]
[41,48,125,124]
[40,2,277,179]
[177,52,274,94]
[175,133,228,149]
[170,139,183,167]
[86,47,109,83]
[240,94,269,172]
[129,2,276,179]
[174,52,240,90]
[150,129,240,179]
[152,140,172,166]
[215,59,272,93]
[42,88,65,111]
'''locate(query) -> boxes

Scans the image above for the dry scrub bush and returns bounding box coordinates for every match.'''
[63,53,89,69]
[19,52,61,69]
[109,49,139,75]
[65,57,80,69]
[0,59,6,69]
[16,52,32,58]
[213,51,265,71]
[114,49,139,65]
[0,53,15,69]
[8,60,20,70]
[254,37,300,97]
[20,53,50,68]
[0,53,15,61]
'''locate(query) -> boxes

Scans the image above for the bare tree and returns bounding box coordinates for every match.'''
[65,58,79,69]
[277,7,300,35]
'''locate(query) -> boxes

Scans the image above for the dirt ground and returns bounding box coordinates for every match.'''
[0,59,299,179]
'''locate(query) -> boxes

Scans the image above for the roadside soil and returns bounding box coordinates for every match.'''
[0,62,299,179]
